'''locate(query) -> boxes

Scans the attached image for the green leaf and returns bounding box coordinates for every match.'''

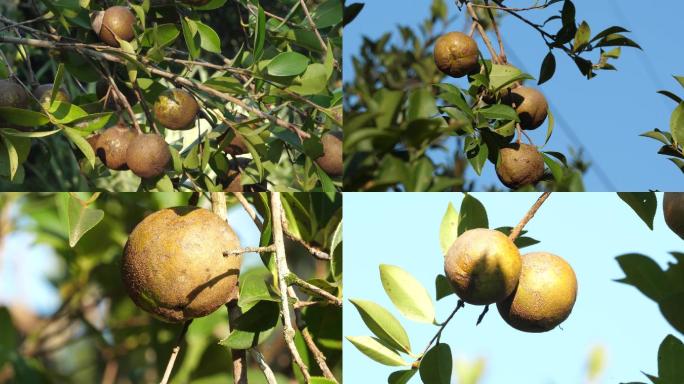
[380,264,435,324]
[542,153,563,183]
[181,17,201,59]
[0,307,17,365]
[66,194,104,247]
[219,301,279,349]
[346,336,409,367]
[1,135,18,180]
[0,107,50,127]
[617,192,657,230]
[48,102,88,124]
[349,299,411,353]
[573,21,591,52]
[330,219,342,282]
[419,343,452,384]
[267,52,310,76]
[196,21,221,53]
[435,274,454,301]
[615,253,667,301]
[310,378,337,384]
[50,63,66,109]
[63,127,96,168]
[488,64,524,91]
[439,202,459,255]
[658,335,684,382]
[313,0,343,28]
[670,103,684,146]
[538,51,556,85]
[476,104,519,121]
[388,369,417,384]
[288,63,328,95]
[407,87,438,121]
[457,194,488,235]
[253,5,266,60]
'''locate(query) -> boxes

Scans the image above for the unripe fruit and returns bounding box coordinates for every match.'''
[126,133,171,178]
[33,84,70,105]
[433,32,480,78]
[0,79,30,130]
[444,228,522,305]
[94,124,138,170]
[97,6,136,47]
[154,89,199,130]
[121,206,241,322]
[663,193,684,240]
[502,87,548,130]
[315,132,343,177]
[496,143,545,190]
[497,252,578,333]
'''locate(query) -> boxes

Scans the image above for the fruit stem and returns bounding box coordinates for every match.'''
[415,300,464,365]
[509,192,552,241]
[464,2,501,65]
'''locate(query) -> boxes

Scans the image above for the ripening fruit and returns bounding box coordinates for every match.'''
[497,252,578,333]
[126,133,171,179]
[315,132,343,177]
[33,84,70,105]
[94,124,138,170]
[433,32,480,78]
[496,143,545,190]
[502,87,548,130]
[154,89,199,130]
[121,206,242,322]
[663,193,684,240]
[0,79,29,110]
[444,228,522,305]
[96,6,137,47]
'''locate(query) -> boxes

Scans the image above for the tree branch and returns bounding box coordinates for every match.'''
[509,192,552,241]
[271,192,311,383]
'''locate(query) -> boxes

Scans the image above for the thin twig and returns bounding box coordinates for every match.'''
[464,2,500,64]
[299,0,328,54]
[414,300,465,367]
[249,349,277,384]
[223,245,276,256]
[484,0,507,63]
[271,192,311,383]
[289,274,342,307]
[159,320,192,384]
[509,192,552,241]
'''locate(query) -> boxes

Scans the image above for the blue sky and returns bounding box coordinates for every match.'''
[343,0,684,191]
[343,192,682,383]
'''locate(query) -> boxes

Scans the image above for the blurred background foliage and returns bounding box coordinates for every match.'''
[0,192,342,383]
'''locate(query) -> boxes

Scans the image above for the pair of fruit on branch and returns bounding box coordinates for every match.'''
[0,79,70,126]
[435,31,550,190]
[445,228,577,332]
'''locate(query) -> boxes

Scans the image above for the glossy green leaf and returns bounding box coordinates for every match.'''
[196,21,221,53]
[66,194,104,247]
[457,194,488,235]
[388,369,417,384]
[380,264,435,324]
[658,335,684,382]
[349,299,411,353]
[439,202,459,255]
[346,336,409,367]
[219,301,279,349]
[419,343,452,384]
[267,52,310,76]
[0,107,50,127]
[615,253,667,301]
[670,103,684,146]
[618,192,657,230]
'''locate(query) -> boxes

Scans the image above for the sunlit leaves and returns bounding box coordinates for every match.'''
[617,192,657,230]
[380,264,435,324]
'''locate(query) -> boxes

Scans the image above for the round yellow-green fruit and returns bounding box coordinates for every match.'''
[663,192,684,240]
[121,207,242,323]
[502,86,548,130]
[153,89,199,130]
[496,143,545,190]
[444,228,522,305]
[497,252,578,333]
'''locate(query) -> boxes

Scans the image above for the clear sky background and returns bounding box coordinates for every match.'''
[344,192,682,383]
[343,0,684,191]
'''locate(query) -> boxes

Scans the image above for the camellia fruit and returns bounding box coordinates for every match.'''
[96,6,137,47]
[126,133,171,179]
[497,252,578,333]
[433,32,480,78]
[444,228,522,305]
[315,132,343,177]
[663,192,684,240]
[121,207,242,322]
[502,86,548,130]
[154,89,200,130]
[496,143,545,190]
